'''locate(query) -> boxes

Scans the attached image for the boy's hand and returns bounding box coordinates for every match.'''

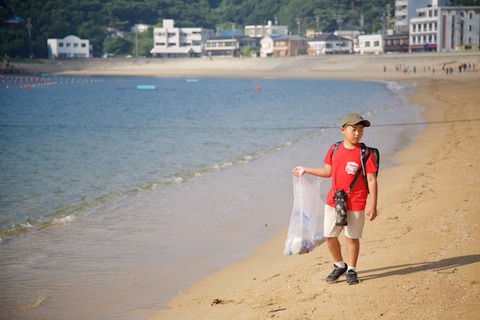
[292,166,305,176]
[367,206,377,221]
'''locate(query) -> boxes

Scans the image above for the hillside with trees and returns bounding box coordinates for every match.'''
[0,0,473,59]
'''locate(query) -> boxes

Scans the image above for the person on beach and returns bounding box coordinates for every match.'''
[292,113,378,285]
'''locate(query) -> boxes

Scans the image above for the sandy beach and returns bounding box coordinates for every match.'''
[15,52,480,319]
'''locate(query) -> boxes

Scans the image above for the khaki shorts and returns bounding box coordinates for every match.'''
[324,205,365,239]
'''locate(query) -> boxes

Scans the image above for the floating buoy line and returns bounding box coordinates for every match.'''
[0,74,105,89]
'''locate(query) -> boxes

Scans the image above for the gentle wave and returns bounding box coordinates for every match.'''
[0,133,309,240]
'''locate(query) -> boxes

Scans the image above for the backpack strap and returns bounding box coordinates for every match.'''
[331,141,370,193]
[359,143,371,193]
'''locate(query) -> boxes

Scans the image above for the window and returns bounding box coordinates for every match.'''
[59,42,64,47]
[66,43,71,47]
[81,43,86,48]
[74,43,78,48]
[374,41,380,47]
[365,41,371,47]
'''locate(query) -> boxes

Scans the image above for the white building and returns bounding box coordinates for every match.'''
[245,21,288,38]
[150,19,214,58]
[395,0,448,33]
[306,33,352,55]
[259,35,284,57]
[205,36,258,57]
[358,34,384,55]
[47,35,90,59]
[409,6,480,52]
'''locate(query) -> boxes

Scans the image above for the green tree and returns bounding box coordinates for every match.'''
[0,0,406,59]
[126,28,153,57]
[103,36,131,55]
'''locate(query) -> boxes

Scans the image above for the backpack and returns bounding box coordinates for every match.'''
[331,141,379,193]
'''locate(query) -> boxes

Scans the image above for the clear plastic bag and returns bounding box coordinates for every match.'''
[284,175,324,255]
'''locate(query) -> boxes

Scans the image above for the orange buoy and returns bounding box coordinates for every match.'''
[255,87,262,91]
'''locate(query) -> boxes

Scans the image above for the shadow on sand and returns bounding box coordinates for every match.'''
[359,254,480,281]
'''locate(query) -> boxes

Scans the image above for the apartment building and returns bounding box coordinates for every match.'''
[150,19,214,58]
[244,20,288,38]
[395,0,448,33]
[409,6,480,52]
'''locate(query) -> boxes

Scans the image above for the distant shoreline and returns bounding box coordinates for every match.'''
[11,51,480,81]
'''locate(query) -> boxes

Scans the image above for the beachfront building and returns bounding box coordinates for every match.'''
[358,34,384,55]
[409,6,480,52]
[307,33,352,55]
[384,32,410,53]
[260,35,282,57]
[394,0,448,33]
[205,36,258,57]
[272,35,308,57]
[335,27,363,42]
[245,20,289,38]
[150,19,214,58]
[47,35,90,59]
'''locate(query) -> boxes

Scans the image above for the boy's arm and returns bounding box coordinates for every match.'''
[292,164,332,178]
[366,172,378,221]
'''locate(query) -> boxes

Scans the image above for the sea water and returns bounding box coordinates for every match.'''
[0,75,423,319]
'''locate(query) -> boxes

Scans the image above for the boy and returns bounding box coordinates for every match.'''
[292,113,378,285]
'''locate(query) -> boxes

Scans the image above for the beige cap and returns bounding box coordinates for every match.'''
[340,113,371,127]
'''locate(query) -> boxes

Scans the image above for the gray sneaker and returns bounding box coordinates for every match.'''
[346,269,359,285]
[326,264,347,283]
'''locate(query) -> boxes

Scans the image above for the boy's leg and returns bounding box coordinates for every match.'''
[324,205,347,282]
[324,205,343,261]
[325,237,347,282]
[344,210,365,262]
[345,237,360,285]
[326,237,343,262]
[345,237,360,267]
[343,210,365,285]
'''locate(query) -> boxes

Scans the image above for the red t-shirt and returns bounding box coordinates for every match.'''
[324,142,377,211]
